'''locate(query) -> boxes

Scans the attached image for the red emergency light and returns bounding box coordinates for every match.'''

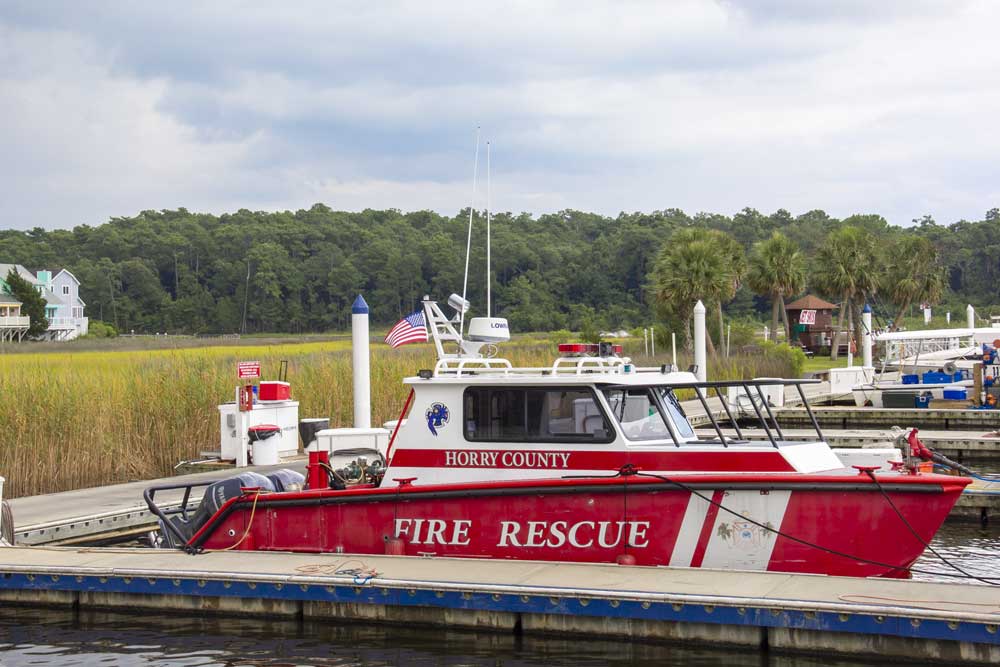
[557,342,623,357]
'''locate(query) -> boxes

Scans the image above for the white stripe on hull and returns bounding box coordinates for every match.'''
[668,492,712,567]
[701,490,791,570]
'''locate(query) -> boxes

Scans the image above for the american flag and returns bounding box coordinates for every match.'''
[384,309,428,348]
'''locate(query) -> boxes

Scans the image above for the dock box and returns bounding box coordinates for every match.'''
[884,391,918,408]
[943,388,968,400]
[914,394,931,408]
[259,381,291,401]
[922,371,952,384]
[902,374,919,385]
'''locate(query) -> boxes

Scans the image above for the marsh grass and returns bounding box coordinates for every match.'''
[0,338,800,498]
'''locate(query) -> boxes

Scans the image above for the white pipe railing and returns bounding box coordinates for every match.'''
[0,316,29,327]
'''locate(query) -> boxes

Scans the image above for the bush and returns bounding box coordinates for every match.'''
[759,341,806,377]
[548,329,572,345]
[83,320,118,338]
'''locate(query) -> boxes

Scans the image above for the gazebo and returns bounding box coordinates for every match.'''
[785,295,838,353]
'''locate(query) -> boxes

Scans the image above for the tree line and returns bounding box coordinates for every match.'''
[0,205,997,341]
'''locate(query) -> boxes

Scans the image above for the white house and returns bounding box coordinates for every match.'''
[35,269,89,340]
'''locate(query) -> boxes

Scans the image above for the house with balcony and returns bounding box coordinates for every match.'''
[36,269,89,340]
[0,263,35,342]
[0,264,89,341]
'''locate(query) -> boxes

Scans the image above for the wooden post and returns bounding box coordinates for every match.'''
[974,362,983,407]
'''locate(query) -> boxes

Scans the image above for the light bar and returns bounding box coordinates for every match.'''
[557,342,624,357]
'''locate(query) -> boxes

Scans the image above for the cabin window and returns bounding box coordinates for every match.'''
[602,388,673,441]
[656,387,696,439]
[463,387,613,443]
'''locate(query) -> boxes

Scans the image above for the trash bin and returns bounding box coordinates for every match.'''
[248,424,281,466]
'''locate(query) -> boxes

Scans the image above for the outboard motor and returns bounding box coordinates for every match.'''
[159,471,274,549]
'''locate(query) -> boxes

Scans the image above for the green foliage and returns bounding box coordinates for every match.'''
[1,204,999,338]
[4,269,48,336]
[83,320,118,338]
[580,319,600,344]
[746,232,805,340]
[758,341,807,378]
[548,329,572,345]
[726,319,760,349]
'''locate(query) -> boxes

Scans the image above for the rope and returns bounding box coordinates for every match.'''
[212,489,262,552]
[630,469,1000,584]
[837,594,1000,613]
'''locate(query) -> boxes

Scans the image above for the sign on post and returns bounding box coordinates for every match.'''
[237,361,261,379]
[799,309,816,325]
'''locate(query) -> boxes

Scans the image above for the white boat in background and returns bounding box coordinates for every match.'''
[850,326,996,407]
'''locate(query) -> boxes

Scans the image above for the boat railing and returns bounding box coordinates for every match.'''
[434,357,515,376]
[551,355,628,375]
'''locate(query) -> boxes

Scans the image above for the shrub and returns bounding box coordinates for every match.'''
[84,320,118,338]
[548,329,572,345]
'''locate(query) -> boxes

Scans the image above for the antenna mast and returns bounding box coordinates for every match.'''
[460,127,481,335]
[486,141,491,318]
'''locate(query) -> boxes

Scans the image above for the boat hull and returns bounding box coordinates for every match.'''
[192,473,967,578]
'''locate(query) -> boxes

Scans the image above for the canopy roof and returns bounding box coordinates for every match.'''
[785,294,838,310]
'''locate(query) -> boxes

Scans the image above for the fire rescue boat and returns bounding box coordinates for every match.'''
[146,297,969,579]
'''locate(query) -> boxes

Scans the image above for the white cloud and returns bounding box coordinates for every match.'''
[0,1,997,229]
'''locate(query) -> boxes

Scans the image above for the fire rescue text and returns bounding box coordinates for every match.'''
[393,518,651,549]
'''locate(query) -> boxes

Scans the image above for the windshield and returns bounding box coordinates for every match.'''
[602,388,672,441]
[656,387,696,439]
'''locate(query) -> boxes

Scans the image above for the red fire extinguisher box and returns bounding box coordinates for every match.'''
[258,381,291,401]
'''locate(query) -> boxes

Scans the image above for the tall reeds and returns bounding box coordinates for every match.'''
[0,340,799,498]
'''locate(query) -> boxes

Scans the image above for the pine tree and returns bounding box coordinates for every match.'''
[5,269,48,337]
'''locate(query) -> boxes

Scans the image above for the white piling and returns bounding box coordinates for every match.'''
[726,324,731,357]
[967,304,976,329]
[764,325,769,342]
[671,332,677,371]
[946,312,951,324]
[862,304,873,369]
[643,328,648,356]
[351,295,371,428]
[693,301,707,382]
[650,327,655,357]
[923,307,932,324]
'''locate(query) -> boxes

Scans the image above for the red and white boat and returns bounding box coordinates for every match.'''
[147,297,969,579]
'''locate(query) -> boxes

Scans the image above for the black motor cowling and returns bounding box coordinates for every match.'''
[160,471,274,549]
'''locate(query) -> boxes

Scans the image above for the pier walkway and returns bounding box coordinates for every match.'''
[0,547,995,663]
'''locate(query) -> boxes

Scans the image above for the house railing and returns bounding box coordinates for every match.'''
[47,317,77,329]
[0,316,30,328]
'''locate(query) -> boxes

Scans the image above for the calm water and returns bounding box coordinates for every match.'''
[0,607,902,667]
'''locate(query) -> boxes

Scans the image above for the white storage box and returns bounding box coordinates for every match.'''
[218,400,300,466]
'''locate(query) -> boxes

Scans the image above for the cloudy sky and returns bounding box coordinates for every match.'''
[1,1,997,230]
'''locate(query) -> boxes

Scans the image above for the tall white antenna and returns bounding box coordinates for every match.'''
[460,127,481,336]
[486,141,491,318]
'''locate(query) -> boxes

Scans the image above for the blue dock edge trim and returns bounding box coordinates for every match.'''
[0,572,996,646]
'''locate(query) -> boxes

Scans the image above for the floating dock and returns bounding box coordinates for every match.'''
[776,406,1000,430]
[0,547,996,664]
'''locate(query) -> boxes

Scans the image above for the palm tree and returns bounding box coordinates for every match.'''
[650,230,733,352]
[813,226,881,359]
[746,232,806,342]
[883,236,945,330]
[661,229,746,352]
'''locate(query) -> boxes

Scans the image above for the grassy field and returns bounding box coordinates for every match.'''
[0,337,802,499]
